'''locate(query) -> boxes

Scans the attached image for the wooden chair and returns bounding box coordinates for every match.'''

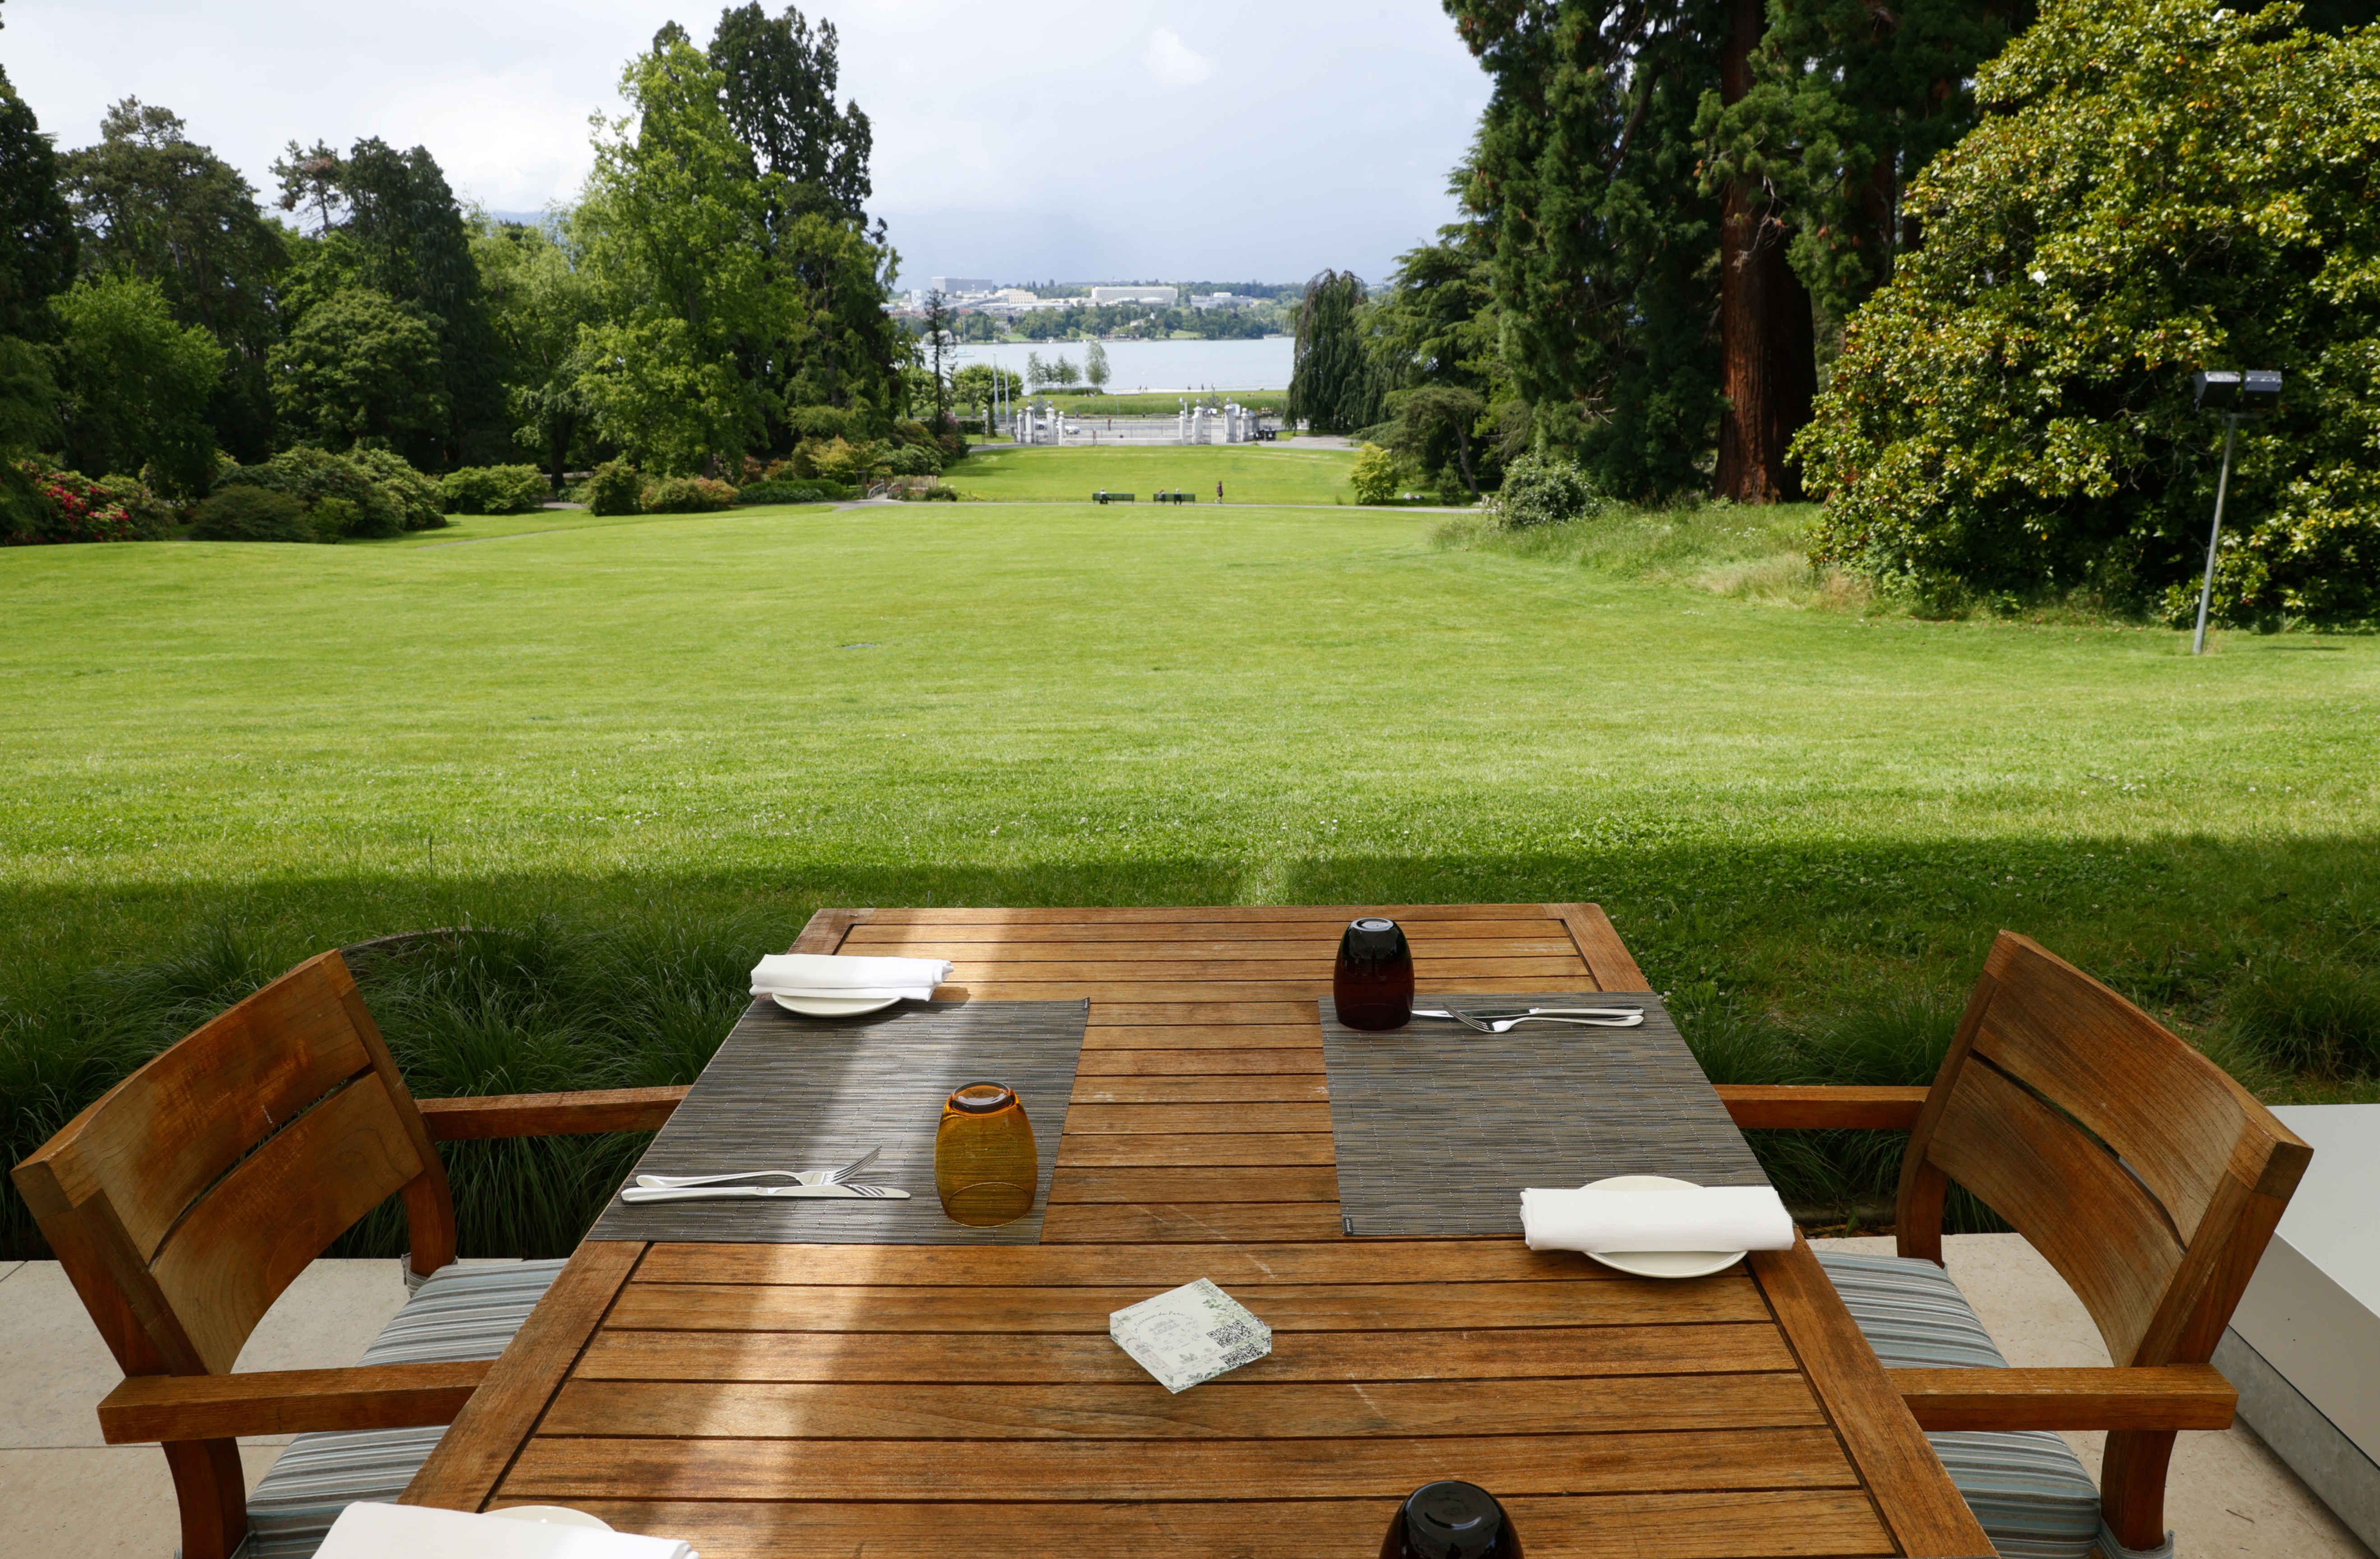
[10,949,689,1559]
[1715,931,2312,1557]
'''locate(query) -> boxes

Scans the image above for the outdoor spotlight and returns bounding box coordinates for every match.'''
[2193,369,2283,412]
[2189,370,2283,654]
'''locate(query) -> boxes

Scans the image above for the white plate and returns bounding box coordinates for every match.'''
[770,992,902,1016]
[1573,1175,1748,1280]
[488,1506,614,1529]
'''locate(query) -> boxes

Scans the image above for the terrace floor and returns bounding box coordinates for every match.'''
[1,1236,2368,1557]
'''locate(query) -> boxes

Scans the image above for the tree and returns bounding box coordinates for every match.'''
[1049,353,1080,389]
[0,41,77,532]
[1285,270,1383,434]
[921,288,954,429]
[950,361,1020,430]
[1442,0,1728,499]
[1084,339,1109,393]
[60,100,288,462]
[708,3,873,226]
[574,28,801,472]
[273,135,506,464]
[53,274,224,493]
[1798,0,2380,625]
[1383,384,1488,499]
[268,287,448,453]
[471,214,601,492]
[1025,350,1047,392]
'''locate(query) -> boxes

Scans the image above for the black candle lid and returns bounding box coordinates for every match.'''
[1400,1481,1509,1559]
[1343,917,1407,958]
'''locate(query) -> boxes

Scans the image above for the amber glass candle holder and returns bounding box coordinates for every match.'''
[1379,1480,1522,1559]
[1335,916,1414,1031]
[935,1083,1038,1227]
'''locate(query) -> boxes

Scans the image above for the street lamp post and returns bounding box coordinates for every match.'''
[2188,370,2282,655]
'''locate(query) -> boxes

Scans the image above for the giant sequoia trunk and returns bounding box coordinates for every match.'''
[1715,0,1817,503]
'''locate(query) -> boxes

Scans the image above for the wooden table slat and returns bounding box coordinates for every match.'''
[629,1238,1638,1287]
[845,917,1571,944]
[1067,1075,1326,1104]
[498,1426,1863,1503]
[1077,1046,1324,1074]
[538,1372,1826,1440]
[1055,1131,1341,1166]
[606,1277,1775,1333]
[574,1322,1803,1384]
[528,1492,1897,1559]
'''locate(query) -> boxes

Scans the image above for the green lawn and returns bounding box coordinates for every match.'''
[943,443,1359,504]
[5,501,2375,1245]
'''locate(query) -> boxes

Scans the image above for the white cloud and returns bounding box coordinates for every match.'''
[1141,28,1214,88]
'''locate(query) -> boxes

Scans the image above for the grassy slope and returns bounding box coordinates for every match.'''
[5,503,2375,1239]
[943,444,1358,504]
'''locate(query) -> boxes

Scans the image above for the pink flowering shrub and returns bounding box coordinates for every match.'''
[6,462,146,545]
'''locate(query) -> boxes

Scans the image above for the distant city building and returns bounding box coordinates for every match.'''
[1089,286,1179,306]
[1192,291,1255,311]
[929,277,997,296]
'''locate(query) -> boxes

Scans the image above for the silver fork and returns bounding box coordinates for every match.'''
[1414,1008,1643,1032]
[634,1146,879,1190]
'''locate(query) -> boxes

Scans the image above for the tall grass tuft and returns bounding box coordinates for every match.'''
[2223,955,2380,1081]
[1671,983,2006,1231]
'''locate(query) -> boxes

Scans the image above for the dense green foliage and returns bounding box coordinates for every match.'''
[1491,451,1599,529]
[1798,0,2380,624]
[442,463,550,515]
[51,273,224,494]
[60,101,288,462]
[1348,443,1406,504]
[584,458,646,515]
[1285,270,1383,434]
[188,484,310,542]
[1442,0,1726,496]
[268,287,448,455]
[642,474,739,512]
[734,476,849,504]
[5,463,162,544]
[217,445,444,537]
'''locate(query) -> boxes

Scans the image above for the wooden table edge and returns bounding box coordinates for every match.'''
[1753,1238,1995,1558]
[399,1239,648,1512]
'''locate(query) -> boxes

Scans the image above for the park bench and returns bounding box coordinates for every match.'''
[1093,492,1136,504]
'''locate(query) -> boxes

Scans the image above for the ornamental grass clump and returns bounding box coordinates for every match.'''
[1798,0,2380,625]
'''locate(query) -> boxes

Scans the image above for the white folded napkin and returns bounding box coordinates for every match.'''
[749,953,952,1000]
[1520,1180,1796,1254]
[316,1503,695,1558]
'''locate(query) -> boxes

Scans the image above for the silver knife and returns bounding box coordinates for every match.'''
[619,1183,911,1203]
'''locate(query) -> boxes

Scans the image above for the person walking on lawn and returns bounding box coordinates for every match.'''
[1216,480,1225,505]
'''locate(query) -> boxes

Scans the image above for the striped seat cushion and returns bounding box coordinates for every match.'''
[1815,1250,2107,1559]
[236,1259,567,1559]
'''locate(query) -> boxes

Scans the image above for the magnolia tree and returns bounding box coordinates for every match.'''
[1797,0,2380,624]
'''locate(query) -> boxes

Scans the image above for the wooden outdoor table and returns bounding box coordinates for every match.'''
[402,903,1991,1558]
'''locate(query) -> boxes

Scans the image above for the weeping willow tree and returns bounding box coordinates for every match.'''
[1285,269,1383,434]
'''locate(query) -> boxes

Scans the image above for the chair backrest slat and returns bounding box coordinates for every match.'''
[11,951,455,1379]
[1925,1053,2183,1364]
[1967,936,2248,1245]
[150,1072,431,1374]
[57,959,379,1263]
[1900,932,2311,1370]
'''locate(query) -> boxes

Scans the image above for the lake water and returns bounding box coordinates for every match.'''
[946,336,1295,393]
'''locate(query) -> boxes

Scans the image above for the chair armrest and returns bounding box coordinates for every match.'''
[1891,1366,2236,1431]
[99,1360,492,1443]
[415,1086,689,1140]
[1715,1085,1931,1130]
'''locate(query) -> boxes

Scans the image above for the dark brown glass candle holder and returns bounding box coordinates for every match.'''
[1335,916,1414,1031]
[1380,1480,1521,1559]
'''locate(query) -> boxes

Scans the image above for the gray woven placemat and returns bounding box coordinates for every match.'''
[1320,991,1767,1238]
[588,998,1088,1245]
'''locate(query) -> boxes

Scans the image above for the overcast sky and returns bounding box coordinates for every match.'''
[10,0,1489,286]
